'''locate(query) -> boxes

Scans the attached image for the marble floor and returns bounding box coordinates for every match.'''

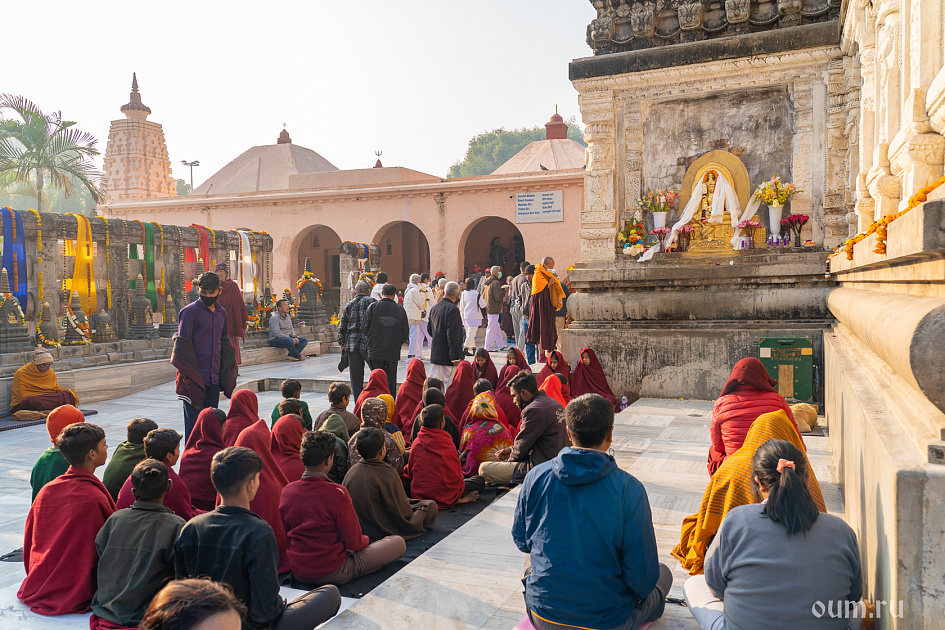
[0,349,843,629]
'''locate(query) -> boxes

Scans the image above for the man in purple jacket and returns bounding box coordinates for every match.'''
[172,272,237,440]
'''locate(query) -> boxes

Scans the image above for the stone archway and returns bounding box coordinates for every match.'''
[372,221,430,289]
[460,216,524,280]
[296,225,343,315]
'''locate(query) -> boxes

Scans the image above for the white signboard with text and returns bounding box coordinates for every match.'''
[515,190,563,223]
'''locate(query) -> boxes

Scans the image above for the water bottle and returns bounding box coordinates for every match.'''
[621,395,628,411]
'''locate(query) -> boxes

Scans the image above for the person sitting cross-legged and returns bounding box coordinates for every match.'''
[11,346,79,414]
[408,387,461,449]
[116,428,199,521]
[269,379,313,430]
[513,394,673,630]
[18,423,115,615]
[684,439,863,630]
[90,459,185,629]
[280,431,407,587]
[138,578,246,630]
[29,404,84,502]
[103,416,159,501]
[175,446,341,630]
[343,427,437,541]
[405,404,485,508]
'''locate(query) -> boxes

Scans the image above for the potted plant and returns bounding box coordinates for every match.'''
[639,188,679,229]
[752,176,802,237]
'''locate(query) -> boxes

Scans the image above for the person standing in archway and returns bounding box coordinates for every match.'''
[482,266,507,352]
[404,274,430,360]
[526,257,565,363]
[215,263,249,365]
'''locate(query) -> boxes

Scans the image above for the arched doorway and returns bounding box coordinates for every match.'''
[461,217,524,281]
[372,222,430,289]
[297,225,343,315]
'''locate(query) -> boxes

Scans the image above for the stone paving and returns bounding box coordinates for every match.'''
[0,350,844,629]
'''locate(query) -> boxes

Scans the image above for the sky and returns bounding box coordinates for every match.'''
[3,1,598,187]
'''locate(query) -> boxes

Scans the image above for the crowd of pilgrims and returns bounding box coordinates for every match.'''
[17,345,617,630]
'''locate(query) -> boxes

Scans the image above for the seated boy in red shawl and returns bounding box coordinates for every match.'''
[29,404,84,502]
[408,387,460,448]
[91,460,184,629]
[405,405,485,508]
[116,428,200,520]
[18,422,115,615]
[280,432,406,587]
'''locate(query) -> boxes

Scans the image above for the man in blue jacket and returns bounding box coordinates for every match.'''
[512,393,672,630]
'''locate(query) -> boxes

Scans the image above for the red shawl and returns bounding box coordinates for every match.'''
[474,354,499,388]
[223,389,260,447]
[495,365,523,429]
[354,369,392,419]
[271,415,305,482]
[537,350,571,386]
[405,397,457,442]
[570,347,617,408]
[116,467,198,521]
[720,357,778,396]
[190,224,211,272]
[90,614,135,629]
[405,427,465,508]
[445,361,475,420]
[234,420,290,573]
[179,408,225,511]
[539,374,568,409]
[18,466,115,615]
[394,359,426,429]
[499,348,530,384]
[218,278,248,339]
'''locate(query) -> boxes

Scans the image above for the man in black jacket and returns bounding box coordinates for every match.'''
[362,283,409,396]
[175,447,341,630]
[427,281,464,385]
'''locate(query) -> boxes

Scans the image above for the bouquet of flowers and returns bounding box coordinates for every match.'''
[650,226,673,251]
[753,176,802,205]
[618,218,647,256]
[737,220,763,249]
[781,214,810,246]
[639,188,680,213]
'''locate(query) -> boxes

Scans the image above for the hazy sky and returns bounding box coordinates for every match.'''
[3,1,597,187]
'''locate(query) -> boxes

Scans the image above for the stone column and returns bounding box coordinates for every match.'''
[578,89,617,262]
[791,82,815,223]
[623,101,644,226]
[856,37,878,232]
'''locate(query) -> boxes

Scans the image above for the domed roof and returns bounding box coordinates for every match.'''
[193,132,338,195]
[491,138,586,175]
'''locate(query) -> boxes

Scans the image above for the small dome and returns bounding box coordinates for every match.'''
[278,128,292,144]
[545,111,568,140]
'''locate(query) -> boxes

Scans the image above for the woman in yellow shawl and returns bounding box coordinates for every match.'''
[377,394,407,455]
[11,348,79,413]
[672,410,826,575]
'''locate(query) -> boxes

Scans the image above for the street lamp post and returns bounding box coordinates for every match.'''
[181,160,200,190]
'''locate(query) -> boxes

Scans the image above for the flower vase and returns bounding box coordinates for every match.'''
[793,229,802,248]
[767,205,783,238]
[745,228,757,249]
[678,234,691,252]
[652,212,668,229]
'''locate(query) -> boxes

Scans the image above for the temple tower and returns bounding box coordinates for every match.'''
[102,74,175,204]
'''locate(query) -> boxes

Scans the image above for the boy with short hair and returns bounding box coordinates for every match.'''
[405,405,484,508]
[278,398,304,421]
[176,447,341,630]
[18,423,114,615]
[315,381,360,437]
[116,428,198,520]
[91,459,185,627]
[281,432,406,586]
[103,417,159,500]
[270,379,313,429]
[29,404,84,501]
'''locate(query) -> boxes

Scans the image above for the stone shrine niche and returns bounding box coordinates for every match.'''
[640,87,794,226]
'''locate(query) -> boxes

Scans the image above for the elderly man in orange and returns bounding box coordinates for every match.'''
[11,347,79,414]
[525,257,566,363]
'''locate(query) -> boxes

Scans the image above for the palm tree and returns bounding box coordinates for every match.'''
[0,94,103,213]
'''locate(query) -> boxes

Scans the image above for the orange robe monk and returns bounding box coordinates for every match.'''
[11,348,79,413]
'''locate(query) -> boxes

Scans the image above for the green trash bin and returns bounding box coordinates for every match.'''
[758,337,814,402]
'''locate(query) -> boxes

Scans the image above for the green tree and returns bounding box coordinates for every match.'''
[175,178,192,196]
[448,116,585,178]
[0,95,102,213]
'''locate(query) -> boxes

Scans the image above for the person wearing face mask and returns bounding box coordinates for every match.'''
[482,266,508,353]
[479,371,567,487]
[172,272,237,441]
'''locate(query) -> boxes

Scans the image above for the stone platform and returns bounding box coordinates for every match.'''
[563,248,835,402]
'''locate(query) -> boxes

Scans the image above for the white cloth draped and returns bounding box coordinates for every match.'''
[235,230,258,298]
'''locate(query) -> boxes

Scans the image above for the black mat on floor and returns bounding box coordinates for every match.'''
[293,486,508,598]
[0,548,23,563]
[0,408,97,432]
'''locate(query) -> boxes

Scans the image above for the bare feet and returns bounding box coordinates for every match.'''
[457,491,479,504]
[286,356,300,362]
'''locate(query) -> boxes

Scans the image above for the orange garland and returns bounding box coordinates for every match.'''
[832,175,945,260]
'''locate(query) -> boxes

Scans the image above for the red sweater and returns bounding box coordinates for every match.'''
[711,386,799,457]
[279,473,369,581]
[405,427,464,508]
[116,468,199,521]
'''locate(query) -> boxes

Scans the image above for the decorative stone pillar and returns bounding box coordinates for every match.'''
[889,91,945,199]
[578,90,617,262]
[791,84,814,218]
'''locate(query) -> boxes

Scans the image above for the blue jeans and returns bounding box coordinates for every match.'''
[270,336,308,359]
[521,317,537,364]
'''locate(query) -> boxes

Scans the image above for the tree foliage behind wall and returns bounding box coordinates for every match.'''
[448,117,585,178]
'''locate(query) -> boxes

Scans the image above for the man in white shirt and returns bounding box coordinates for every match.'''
[404,274,430,359]
[370,272,389,301]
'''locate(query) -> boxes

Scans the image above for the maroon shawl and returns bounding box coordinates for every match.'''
[720,357,778,396]
[445,361,475,420]
[499,348,530,384]
[223,389,260,447]
[354,369,392,419]
[495,365,523,429]
[536,350,571,386]
[394,359,426,429]
[570,347,617,408]
[474,353,499,388]
[179,408,225,511]
[271,415,305,482]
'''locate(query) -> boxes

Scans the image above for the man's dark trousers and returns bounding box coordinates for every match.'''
[368,356,398,398]
[182,383,220,442]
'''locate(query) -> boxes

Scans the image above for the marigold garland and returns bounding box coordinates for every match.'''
[831,176,945,261]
